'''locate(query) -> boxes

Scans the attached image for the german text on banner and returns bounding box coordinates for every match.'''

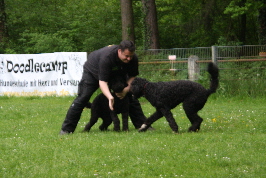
[0,52,87,96]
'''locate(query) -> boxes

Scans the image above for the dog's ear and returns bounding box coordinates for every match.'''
[130,78,144,98]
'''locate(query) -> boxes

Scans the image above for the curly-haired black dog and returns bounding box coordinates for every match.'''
[130,62,219,133]
[83,76,129,132]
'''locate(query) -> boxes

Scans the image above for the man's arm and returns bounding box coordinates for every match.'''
[116,77,135,99]
[99,80,114,110]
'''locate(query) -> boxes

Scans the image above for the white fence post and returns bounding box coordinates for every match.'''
[188,55,199,81]
[212,46,217,64]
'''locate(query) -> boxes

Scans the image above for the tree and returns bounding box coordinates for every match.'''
[3,0,265,53]
[239,0,247,44]
[120,0,135,42]
[258,0,266,44]
[5,0,121,53]
[223,0,266,45]
[224,0,248,44]
[141,0,160,49]
[0,0,7,48]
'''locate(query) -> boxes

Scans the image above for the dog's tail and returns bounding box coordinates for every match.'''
[207,62,219,95]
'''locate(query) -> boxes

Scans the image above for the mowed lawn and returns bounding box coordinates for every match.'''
[0,96,265,177]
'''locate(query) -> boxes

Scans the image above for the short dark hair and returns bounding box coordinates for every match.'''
[119,40,135,52]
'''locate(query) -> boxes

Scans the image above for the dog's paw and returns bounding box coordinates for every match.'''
[138,124,148,132]
[188,126,200,132]
[99,126,108,131]
[114,129,121,132]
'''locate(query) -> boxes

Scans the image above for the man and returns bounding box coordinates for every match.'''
[60,40,148,134]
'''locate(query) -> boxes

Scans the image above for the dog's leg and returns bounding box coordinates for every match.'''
[187,113,203,132]
[160,108,179,133]
[84,122,93,132]
[183,107,203,132]
[84,116,99,132]
[139,110,163,132]
[121,112,129,131]
[183,101,204,132]
[83,105,101,132]
[110,111,121,131]
[99,115,112,131]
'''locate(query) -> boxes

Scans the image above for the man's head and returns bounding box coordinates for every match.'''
[118,40,136,63]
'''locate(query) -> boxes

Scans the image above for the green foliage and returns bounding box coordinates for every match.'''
[18,32,76,53]
[3,0,263,53]
[217,61,266,97]
[5,0,121,53]
[1,96,266,177]
[215,36,243,46]
[224,0,263,18]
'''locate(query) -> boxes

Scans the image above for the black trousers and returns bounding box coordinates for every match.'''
[61,71,146,133]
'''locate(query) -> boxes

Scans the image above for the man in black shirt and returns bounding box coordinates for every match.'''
[60,40,148,134]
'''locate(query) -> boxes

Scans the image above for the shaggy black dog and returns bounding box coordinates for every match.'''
[130,62,219,133]
[83,76,129,132]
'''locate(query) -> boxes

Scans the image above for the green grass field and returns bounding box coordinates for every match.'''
[1,96,266,177]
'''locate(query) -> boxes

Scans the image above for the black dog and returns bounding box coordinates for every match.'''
[130,62,219,133]
[83,76,129,132]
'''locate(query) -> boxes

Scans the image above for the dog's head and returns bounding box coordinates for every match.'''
[108,75,128,93]
[130,77,149,99]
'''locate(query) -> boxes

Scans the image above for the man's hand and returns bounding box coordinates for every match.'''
[99,80,114,110]
[115,92,126,99]
[114,77,135,99]
[115,85,129,99]
[109,97,114,111]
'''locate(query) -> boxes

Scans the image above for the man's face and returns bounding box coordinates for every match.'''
[118,49,134,63]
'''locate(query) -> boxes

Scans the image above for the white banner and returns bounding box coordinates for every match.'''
[0,52,87,96]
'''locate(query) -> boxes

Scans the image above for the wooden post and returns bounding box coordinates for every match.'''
[212,46,217,64]
[188,55,199,81]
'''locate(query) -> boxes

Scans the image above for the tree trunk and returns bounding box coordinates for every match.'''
[258,0,266,45]
[120,0,135,43]
[0,0,7,44]
[239,0,246,44]
[141,0,160,49]
[239,14,246,44]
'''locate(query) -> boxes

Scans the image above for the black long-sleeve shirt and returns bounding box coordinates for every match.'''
[83,45,139,82]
